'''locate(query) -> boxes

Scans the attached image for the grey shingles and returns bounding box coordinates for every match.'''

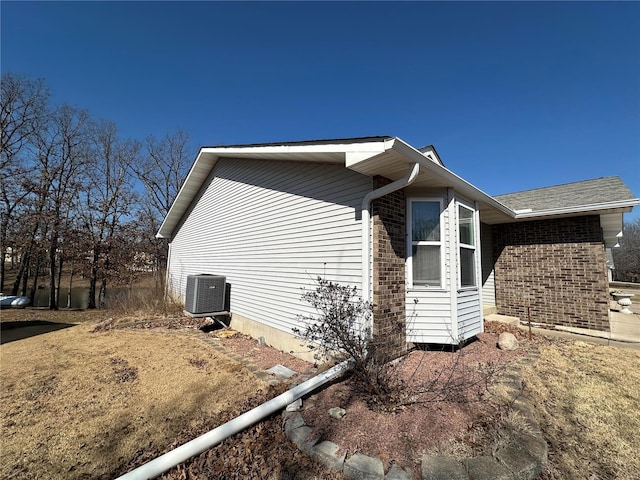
[494,176,637,212]
[204,136,393,149]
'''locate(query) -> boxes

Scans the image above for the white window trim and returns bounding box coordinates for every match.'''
[457,201,478,291]
[406,197,445,290]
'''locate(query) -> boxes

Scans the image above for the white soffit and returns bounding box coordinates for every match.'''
[601,213,624,248]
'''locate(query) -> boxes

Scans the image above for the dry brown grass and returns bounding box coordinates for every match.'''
[0,321,267,479]
[521,340,640,479]
[1,308,106,324]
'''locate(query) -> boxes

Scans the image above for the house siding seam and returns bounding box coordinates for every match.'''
[371,176,407,359]
[492,215,610,331]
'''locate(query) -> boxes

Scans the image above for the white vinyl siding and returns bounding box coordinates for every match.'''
[167,158,371,336]
[457,290,482,339]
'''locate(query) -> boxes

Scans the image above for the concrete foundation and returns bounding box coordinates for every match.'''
[229,313,318,362]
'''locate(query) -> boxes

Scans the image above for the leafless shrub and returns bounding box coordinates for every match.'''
[293,277,398,402]
[293,277,502,411]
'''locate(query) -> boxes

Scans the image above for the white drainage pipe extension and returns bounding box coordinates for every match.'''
[361,162,421,304]
[114,359,354,480]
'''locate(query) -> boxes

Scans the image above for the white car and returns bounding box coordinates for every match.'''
[0,294,31,309]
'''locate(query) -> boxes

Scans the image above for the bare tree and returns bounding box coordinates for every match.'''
[137,130,192,219]
[1,74,193,308]
[80,120,140,308]
[132,130,192,285]
[1,73,49,170]
[0,73,50,292]
[44,105,91,308]
[613,218,640,283]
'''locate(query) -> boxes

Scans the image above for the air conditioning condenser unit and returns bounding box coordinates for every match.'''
[184,274,226,316]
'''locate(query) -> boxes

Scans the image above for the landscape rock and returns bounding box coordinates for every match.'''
[497,332,519,351]
[288,425,317,454]
[344,453,384,480]
[465,456,513,480]
[310,440,346,471]
[329,407,347,419]
[510,431,548,465]
[266,364,297,378]
[283,412,305,436]
[286,398,302,411]
[421,456,468,480]
[385,463,413,480]
[495,444,542,479]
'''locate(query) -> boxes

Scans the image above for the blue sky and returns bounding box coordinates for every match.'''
[2,1,639,220]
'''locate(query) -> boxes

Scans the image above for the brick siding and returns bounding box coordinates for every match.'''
[371,176,407,360]
[492,216,610,331]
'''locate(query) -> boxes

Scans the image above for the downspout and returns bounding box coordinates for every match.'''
[114,359,353,480]
[361,162,421,305]
[163,241,172,301]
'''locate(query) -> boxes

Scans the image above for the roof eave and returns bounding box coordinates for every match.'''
[345,137,516,218]
[512,198,640,220]
[156,149,221,239]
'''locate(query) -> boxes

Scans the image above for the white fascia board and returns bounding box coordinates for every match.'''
[203,141,387,157]
[156,149,220,239]
[512,198,640,220]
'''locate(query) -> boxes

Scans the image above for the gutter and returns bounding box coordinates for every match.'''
[360,162,420,305]
[114,359,354,480]
[511,198,640,219]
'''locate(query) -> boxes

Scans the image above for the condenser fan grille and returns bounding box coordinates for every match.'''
[185,275,226,314]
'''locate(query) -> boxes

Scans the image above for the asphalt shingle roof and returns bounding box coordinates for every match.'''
[494,176,637,212]
[204,136,393,149]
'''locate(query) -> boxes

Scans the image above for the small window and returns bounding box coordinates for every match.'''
[408,199,443,287]
[458,204,476,288]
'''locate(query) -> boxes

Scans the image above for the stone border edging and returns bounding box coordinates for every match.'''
[282,346,547,480]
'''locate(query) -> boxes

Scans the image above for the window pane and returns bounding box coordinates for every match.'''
[458,206,474,246]
[460,247,476,287]
[412,202,440,242]
[412,245,441,286]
